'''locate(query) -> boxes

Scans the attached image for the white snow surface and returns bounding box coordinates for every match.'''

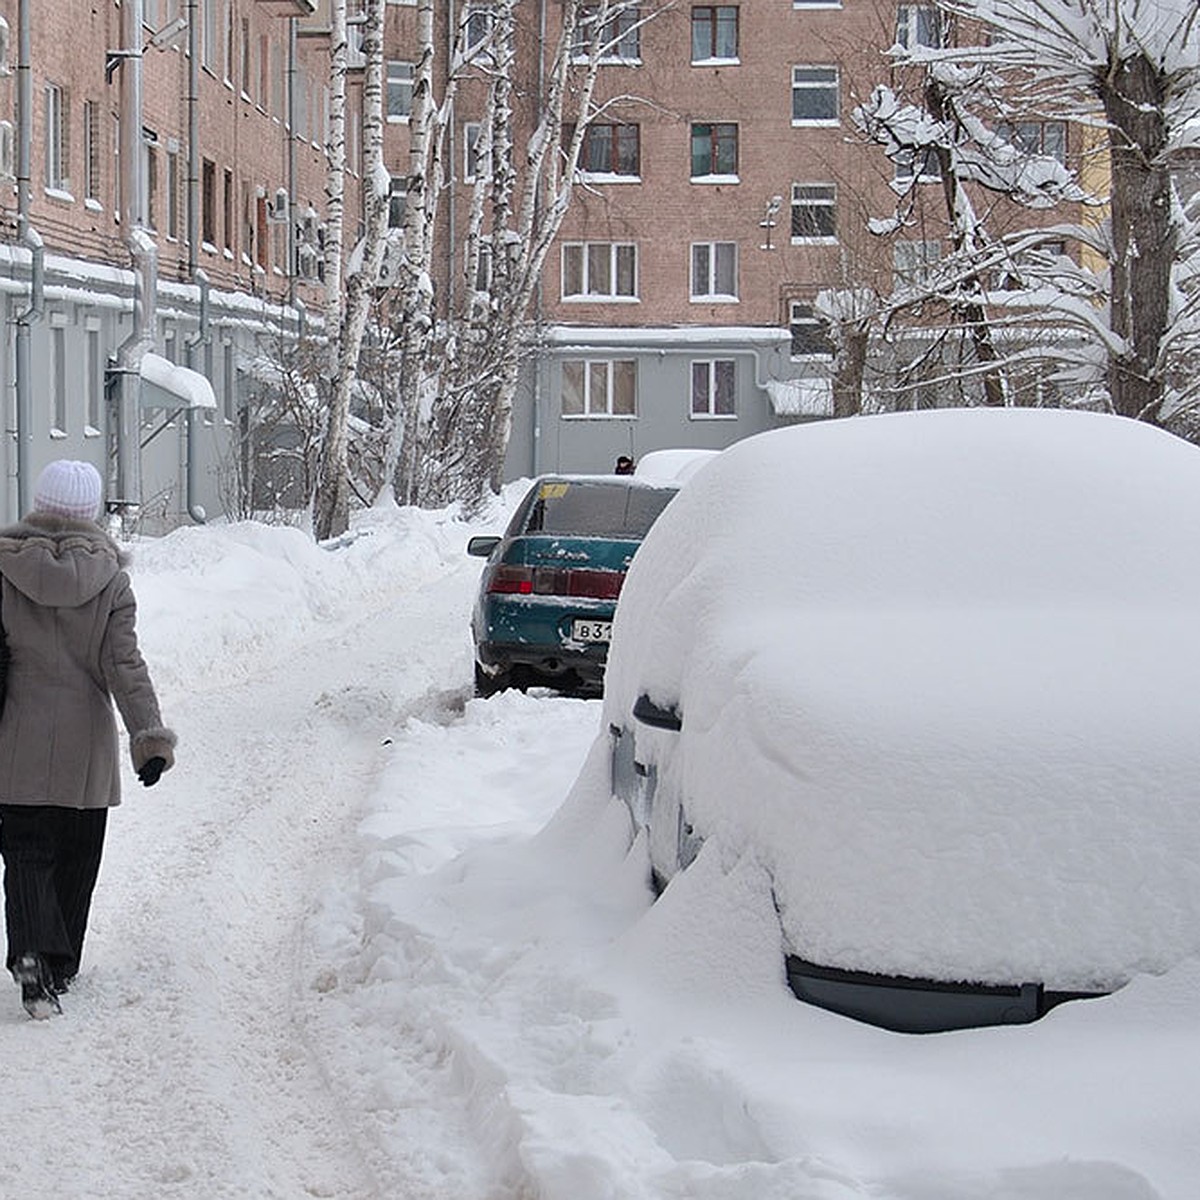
[0,442,1196,1199]
[604,410,1200,992]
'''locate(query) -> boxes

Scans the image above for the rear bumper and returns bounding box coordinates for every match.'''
[476,639,609,683]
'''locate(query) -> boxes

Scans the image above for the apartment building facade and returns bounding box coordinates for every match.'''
[0,0,1086,526]
[0,0,348,528]
[377,0,1085,479]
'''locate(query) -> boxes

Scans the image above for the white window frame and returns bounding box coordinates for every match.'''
[387,61,415,121]
[789,301,834,359]
[791,65,839,126]
[51,322,68,434]
[690,359,737,418]
[690,241,738,301]
[463,4,495,59]
[82,99,101,204]
[895,4,943,49]
[690,5,739,64]
[573,5,642,63]
[44,83,67,193]
[561,242,639,301]
[791,182,837,242]
[561,359,638,418]
[463,122,482,181]
[894,146,943,185]
[893,240,942,287]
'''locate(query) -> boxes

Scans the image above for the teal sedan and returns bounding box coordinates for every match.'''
[468,475,678,697]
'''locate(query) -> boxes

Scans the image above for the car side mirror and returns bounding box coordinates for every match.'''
[633,693,682,731]
[467,536,501,558]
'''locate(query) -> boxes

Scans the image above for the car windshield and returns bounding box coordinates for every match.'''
[518,480,676,539]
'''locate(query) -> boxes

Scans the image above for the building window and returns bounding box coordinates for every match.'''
[464,122,482,181]
[145,135,158,230]
[896,4,943,48]
[790,301,834,357]
[259,35,270,107]
[691,360,736,418]
[112,113,121,219]
[578,122,640,176]
[691,6,738,62]
[87,328,102,432]
[562,359,637,417]
[791,66,839,124]
[389,176,407,228]
[691,122,738,178]
[387,62,415,121]
[893,239,942,287]
[52,326,68,433]
[997,120,1067,165]
[562,242,638,300]
[224,3,235,85]
[82,101,100,202]
[241,18,252,96]
[791,183,836,240]
[463,4,494,57]
[201,158,217,245]
[202,0,218,70]
[894,146,943,184]
[575,5,641,61]
[691,241,738,300]
[223,169,234,252]
[45,83,67,191]
[166,146,180,239]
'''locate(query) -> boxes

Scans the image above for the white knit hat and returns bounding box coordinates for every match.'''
[33,460,103,521]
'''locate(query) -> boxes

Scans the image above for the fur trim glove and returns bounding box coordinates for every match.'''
[131,728,177,777]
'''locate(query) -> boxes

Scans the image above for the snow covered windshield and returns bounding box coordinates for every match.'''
[515,479,678,539]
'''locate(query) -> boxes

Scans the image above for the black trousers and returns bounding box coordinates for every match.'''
[0,804,108,982]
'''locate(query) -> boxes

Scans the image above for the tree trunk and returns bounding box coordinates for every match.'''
[1102,51,1173,422]
[315,0,389,540]
[312,0,349,539]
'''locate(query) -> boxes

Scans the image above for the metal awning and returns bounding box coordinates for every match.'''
[139,352,217,410]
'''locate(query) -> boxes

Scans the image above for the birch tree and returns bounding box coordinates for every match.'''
[860,0,1200,422]
[387,0,666,511]
[314,0,391,539]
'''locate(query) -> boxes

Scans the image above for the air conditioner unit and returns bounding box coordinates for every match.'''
[268,187,289,223]
[0,121,14,182]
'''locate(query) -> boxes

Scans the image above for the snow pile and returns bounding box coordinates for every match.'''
[603,408,1200,990]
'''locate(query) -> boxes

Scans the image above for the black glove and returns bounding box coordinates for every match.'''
[138,756,167,787]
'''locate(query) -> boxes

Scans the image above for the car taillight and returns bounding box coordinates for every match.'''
[487,565,534,594]
[488,565,625,599]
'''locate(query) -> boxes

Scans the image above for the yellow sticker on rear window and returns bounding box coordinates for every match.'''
[538,482,570,499]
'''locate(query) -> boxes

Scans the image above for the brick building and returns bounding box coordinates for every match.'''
[0,1,1087,525]
[0,0,345,527]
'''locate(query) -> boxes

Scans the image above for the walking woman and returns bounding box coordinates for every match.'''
[0,460,175,1018]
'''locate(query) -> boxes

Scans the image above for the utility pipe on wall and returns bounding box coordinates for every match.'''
[13,0,42,516]
[111,0,155,513]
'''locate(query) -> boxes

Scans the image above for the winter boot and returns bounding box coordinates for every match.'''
[13,954,62,1020]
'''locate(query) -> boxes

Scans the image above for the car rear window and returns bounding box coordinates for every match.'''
[517,480,677,539]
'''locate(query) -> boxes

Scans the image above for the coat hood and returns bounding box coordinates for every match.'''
[0,513,128,608]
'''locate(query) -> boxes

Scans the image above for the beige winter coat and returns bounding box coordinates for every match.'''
[0,512,175,809]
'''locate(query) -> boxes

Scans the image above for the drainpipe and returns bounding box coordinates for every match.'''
[183,268,210,522]
[110,0,155,514]
[12,0,42,516]
[287,17,297,306]
[187,0,198,276]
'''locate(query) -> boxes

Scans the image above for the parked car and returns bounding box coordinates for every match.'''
[604,408,1200,1033]
[468,474,679,697]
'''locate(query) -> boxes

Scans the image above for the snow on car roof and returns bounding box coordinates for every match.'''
[603,408,1200,991]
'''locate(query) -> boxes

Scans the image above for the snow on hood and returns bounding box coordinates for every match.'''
[602,408,1200,991]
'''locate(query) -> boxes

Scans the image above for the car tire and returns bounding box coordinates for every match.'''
[474,662,511,698]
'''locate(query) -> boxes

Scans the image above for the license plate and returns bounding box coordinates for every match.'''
[572,619,613,643]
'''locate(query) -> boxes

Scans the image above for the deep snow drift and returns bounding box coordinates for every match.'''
[0,428,1196,1198]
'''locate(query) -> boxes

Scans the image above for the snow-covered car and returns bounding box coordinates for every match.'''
[605,408,1200,1033]
[468,474,678,697]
